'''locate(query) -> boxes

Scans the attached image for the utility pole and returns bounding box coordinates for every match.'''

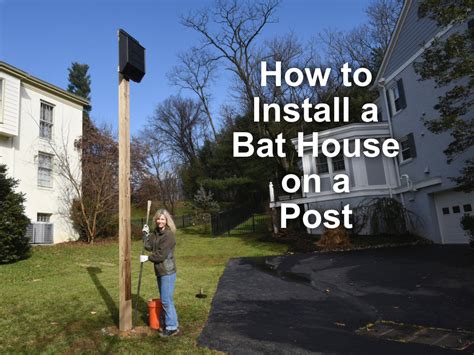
[118,29,145,332]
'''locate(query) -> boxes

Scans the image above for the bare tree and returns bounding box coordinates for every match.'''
[220,104,238,128]
[148,96,208,165]
[367,0,404,51]
[182,0,313,174]
[168,48,218,139]
[54,118,118,244]
[130,137,154,206]
[135,130,182,214]
[182,0,280,109]
[320,0,403,72]
[321,26,374,70]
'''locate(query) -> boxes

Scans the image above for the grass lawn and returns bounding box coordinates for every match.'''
[0,231,286,354]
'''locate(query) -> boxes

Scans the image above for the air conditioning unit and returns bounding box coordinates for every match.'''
[26,223,54,244]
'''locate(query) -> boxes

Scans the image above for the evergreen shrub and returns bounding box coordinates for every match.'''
[0,165,31,263]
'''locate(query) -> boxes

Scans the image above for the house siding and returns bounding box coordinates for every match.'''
[402,184,444,243]
[383,0,439,79]
[16,84,83,243]
[377,7,474,243]
[276,2,473,243]
[0,63,85,244]
[388,64,472,190]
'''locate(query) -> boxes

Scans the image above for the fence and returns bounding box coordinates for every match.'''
[132,209,269,236]
[131,214,194,231]
[174,214,194,229]
[211,207,270,236]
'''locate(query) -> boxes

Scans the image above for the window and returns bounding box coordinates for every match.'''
[332,151,345,172]
[400,137,411,161]
[452,206,461,214]
[40,101,54,139]
[0,79,4,123]
[399,133,417,162]
[442,207,450,215]
[468,19,474,30]
[38,152,53,188]
[316,156,329,174]
[464,204,472,212]
[386,79,406,116]
[389,84,400,108]
[37,213,51,222]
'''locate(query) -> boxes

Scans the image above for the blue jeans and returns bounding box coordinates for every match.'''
[157,273,178,330]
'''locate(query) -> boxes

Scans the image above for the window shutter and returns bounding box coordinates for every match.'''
[385,89,392,117]
[407,133,417,159]
[397,79,407,110]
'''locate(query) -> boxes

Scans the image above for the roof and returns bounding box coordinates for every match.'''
[0,61,90,107]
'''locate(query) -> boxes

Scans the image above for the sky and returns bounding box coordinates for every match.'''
[0,0,374,135]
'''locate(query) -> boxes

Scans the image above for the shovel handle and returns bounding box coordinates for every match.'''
[133,258,145,328]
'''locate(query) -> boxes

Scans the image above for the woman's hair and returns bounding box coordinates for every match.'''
[152,209,176,233]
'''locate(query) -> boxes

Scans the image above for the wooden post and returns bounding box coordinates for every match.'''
[269,182,275,203]
[118,73,132,332]
[271,208,279,235]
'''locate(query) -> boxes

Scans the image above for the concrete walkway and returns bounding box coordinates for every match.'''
[198,245,474,354]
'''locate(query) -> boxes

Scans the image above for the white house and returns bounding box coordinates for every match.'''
[373,0,473,244]
[270,0,473,244]
[0,61,88,244]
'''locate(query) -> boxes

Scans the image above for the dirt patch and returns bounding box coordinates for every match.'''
[101,326,157,338]
[316,226,351,249]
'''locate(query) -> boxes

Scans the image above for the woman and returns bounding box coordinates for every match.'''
[141,209,179,337]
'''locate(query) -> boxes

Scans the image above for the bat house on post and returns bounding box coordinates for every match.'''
[117,29,145,332]
[119,29,146,83]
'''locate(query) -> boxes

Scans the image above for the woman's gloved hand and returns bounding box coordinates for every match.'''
[140,255,149,263]
[142,224,150,235]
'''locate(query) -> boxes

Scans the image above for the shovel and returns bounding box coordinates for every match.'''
[133,200,152,328]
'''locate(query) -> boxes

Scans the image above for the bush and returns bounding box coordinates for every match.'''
[70,199,118,242]
[0,165,31,263]
[356,197,420,236]
[191,186,219,233]
[199,177,255,203]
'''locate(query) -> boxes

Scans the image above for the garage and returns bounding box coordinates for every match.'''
[434,190,473,244]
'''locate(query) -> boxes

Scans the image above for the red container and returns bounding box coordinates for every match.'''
[147,298,163,330]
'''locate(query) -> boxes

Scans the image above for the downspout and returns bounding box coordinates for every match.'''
[378,78,405,207]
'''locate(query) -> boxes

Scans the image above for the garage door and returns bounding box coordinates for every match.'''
[434,190,473,244]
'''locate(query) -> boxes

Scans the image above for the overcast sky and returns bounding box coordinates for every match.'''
[0,0,373,135]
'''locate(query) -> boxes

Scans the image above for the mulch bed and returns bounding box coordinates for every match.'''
[101,326,157,338]
[261,231,430,253]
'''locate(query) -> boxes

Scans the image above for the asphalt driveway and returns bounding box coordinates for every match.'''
[198,245,474,354]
